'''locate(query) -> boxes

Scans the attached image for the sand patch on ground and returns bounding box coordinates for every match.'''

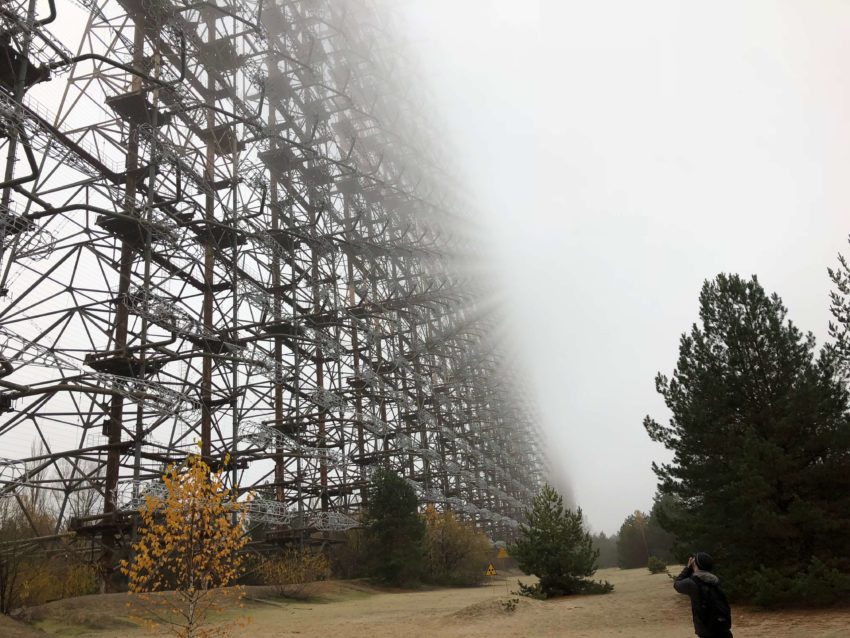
[447,594,541,621]
[12,567,850,637]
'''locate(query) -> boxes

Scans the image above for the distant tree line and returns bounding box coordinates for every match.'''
[643,265,850,607]
[590,496,676,571]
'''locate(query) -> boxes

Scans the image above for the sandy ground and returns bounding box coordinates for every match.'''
[4,567,850,637]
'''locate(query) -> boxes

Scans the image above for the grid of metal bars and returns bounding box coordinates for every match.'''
[0,0,546,556]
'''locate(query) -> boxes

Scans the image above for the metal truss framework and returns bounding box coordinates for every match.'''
[0,0,547,559]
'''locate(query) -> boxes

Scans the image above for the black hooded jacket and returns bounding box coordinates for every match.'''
[673,566,731,637]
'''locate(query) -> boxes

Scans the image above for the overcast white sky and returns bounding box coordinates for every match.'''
[397,0,850,534]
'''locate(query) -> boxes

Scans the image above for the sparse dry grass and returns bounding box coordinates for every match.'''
[3,567,849,637]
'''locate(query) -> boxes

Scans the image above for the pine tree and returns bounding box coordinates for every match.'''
[510,485,612,598]
[644,274,850,605]
[362,467,424,585]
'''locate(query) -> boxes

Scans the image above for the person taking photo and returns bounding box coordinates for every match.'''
[673,552,733,638]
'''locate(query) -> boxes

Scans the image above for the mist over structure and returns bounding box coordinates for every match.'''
[0,0,547,563]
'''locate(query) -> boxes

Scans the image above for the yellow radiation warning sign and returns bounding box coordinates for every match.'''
[485,563,497,576]
[497,547,509,559]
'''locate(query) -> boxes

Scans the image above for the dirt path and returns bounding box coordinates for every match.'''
[8,567,850,637]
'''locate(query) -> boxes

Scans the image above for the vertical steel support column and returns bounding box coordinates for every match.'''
[200,11,216,458]
[0,0,37,273]
[268,105,286,503]
[102,19,146,586]
[309,197,329,511]
[345,196,367,501]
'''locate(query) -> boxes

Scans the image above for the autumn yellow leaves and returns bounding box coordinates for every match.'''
[120,455,248,638]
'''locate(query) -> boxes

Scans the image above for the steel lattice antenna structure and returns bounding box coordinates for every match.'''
[0,0,546,566]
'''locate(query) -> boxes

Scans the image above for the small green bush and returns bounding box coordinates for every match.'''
[500,597,520,612]
[513,581,547,600]
[579,579,615,594]
[647,556,667,574]
[260,547,331,600]
[514,578,613,600]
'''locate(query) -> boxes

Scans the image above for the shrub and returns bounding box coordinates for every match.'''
[261,547,331,600]
[422,506,490,586]
[647,556,667,574]
[1,484,58,612]
[328,527,369,580]
[737,557,850,608]
[515,578,613,599]
[16,558,99,606]
[513,581,547,600]
[580,579,616,594]
[500,597,520,612]
[1,495,99,612]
